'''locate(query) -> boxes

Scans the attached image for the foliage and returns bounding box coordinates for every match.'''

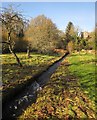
[1,5,95,54]
[65,21,78,51]
[1,26,28,53]
[25,15,60,54]
[0,5,25,34]
[87,31,95,50]
[56,30,66,49]
[74,36,81,52]
[95,27,97,49]
[0,5,28,53]
[0,5,28,66]
[67,41,74,53]
[75,31,95,52]
[1,27,9,53]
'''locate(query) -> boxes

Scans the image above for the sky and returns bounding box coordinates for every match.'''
[2,2,95,32]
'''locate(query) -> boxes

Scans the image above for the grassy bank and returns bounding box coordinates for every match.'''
[19,56,96,119]
[2,52,96,119]
[67,52,96,102]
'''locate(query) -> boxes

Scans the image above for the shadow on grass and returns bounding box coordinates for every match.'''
[2,52,69,119]
[2,84,38,120]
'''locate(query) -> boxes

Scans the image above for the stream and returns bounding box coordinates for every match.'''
[2,52,69,119]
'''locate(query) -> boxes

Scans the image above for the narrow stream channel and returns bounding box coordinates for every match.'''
[2,52,69,119]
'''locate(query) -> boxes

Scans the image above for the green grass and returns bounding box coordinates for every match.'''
[19,54,96,119]
[2,53,59,100]
[67,52,96,101]
[2,52,96,119]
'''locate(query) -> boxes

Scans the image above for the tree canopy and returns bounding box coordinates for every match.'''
[25,15,60,54]
[1,5,95,55]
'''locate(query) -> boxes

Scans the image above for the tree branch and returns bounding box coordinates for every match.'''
[0,41,10,44]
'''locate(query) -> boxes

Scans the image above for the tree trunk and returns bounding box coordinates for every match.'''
[27,45,30,58]
[8,32,22,67]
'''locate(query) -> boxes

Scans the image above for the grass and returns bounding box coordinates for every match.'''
[2,53,59,101]
[18,52,96,119]
[18,54,95,120]
[2,52,96,119]
[67,52,96,102]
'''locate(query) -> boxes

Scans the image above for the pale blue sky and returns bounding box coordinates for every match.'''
[2,2,95,32]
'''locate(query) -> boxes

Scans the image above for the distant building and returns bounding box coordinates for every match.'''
[81,31,90,39]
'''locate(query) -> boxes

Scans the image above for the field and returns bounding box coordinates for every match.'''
[18,52,96,119]
[68,52,96,102]
[2,52,96,119]
[2,53,59,101]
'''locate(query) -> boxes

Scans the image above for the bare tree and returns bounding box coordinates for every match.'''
[0,5,27,67]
